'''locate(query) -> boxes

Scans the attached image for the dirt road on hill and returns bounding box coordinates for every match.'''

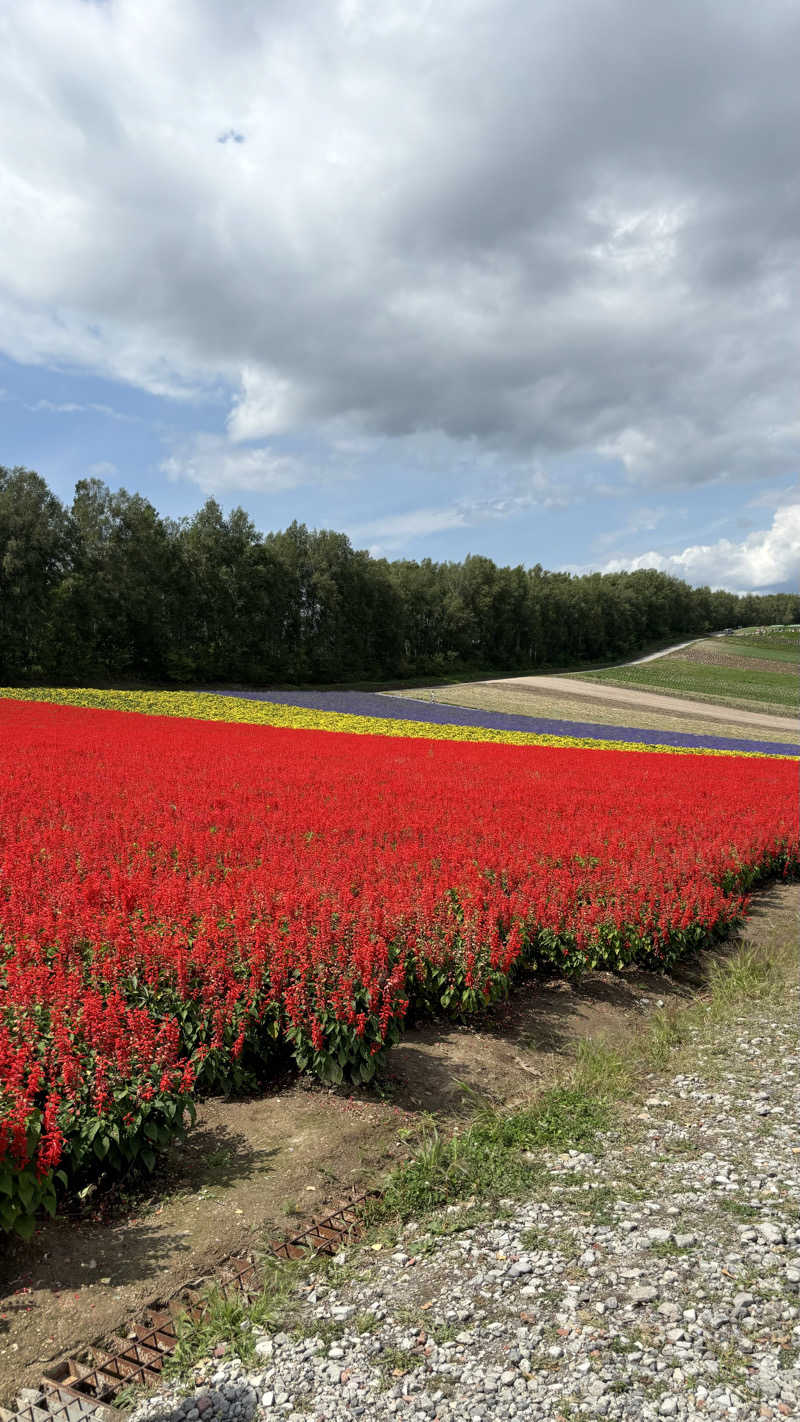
[484,675,798,732]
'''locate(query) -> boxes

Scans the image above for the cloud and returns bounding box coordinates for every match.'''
[0,0,798,492]
[29,398,136,421]
[353,474,566,547]
[601,502,800,591]
[353,506,470,542]
[160,433,306,495]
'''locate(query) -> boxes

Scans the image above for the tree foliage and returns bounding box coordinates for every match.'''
[1,465,796,685]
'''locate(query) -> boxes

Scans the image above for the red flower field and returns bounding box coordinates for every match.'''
[0,698,796,1234]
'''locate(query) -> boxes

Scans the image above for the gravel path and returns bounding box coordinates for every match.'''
[133,992,799,1422]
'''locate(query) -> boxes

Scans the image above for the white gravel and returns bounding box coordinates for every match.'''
[132,1000,799,1422]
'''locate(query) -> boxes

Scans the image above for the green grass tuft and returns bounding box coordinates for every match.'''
[166,1259,290,1373]
[375,1086,609,1222]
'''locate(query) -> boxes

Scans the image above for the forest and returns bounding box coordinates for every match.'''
[2,464,797,685]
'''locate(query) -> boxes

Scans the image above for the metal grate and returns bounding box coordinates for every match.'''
[6,1190,380,1422]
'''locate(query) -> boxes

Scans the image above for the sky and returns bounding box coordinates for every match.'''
[0,0,798,592]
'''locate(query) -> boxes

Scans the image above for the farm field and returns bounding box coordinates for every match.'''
[389,678,800,746]
[1,693,798,1233]
[573,627,799,715]
[0,687,798,1401]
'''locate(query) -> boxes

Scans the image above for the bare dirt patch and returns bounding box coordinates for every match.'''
[669,643,795,676]
[1,883,797,1405]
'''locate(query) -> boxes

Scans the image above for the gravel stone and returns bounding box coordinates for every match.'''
[130,992,800,1422]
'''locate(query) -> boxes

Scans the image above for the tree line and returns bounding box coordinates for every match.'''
[1,464,797,686]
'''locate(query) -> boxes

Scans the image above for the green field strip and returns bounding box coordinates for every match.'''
[576,658,798,712]
[714,639,800,665]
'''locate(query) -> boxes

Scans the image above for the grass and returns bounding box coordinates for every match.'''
[378,1345,423,1380]
[722,639,800,664]
[372,1086,610,1222]
[166,1258,291,1374]
[371,926,795,1228]
[577,656,797,712]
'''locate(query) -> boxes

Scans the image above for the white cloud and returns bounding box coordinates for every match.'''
[601,502,800,591]
[592,505,681,552]
[353,506,469,541]
[352,477,566,546]
[160,434,306,495]
[226,367,299,441]
[29,398,136,421]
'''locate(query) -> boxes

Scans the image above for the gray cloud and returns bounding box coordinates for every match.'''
[0,0,798,491]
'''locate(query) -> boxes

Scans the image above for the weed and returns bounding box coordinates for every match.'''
[705,942,786,1009]
[167,1259,290,1373]
[715,1343,749,1386]
[719,1198,760,1221]
[662,1136,701,1155]
[520,1226,547,1250]
[112,1383,148,1411]
[647,1012,686,1068]
[572,1039,631,1098]
[305,1318,346,1346]
[648,1239,684,1258]
[429,1321,460,1345]
[379,1346,423,1380]
[574,1184,619,1223]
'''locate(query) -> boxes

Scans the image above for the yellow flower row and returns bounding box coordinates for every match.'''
[0,686,792,760]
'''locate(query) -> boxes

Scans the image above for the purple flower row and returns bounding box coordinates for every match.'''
[212,688,797,758]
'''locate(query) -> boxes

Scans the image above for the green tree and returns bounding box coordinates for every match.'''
[0,466,71,680]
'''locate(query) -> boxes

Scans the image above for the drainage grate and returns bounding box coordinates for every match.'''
[5,1190,380,1422]
[269,1191,379,1260]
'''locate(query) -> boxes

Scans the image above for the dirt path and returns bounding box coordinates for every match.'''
[625,637,702,664]
[484,675,798,732]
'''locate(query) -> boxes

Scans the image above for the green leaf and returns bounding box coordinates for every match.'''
[0,1199,18,1229]
[16,1173,36,1210]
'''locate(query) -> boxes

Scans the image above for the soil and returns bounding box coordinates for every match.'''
[674,644,796,676]
[485,675,798,732]
[2,881,796,1406]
